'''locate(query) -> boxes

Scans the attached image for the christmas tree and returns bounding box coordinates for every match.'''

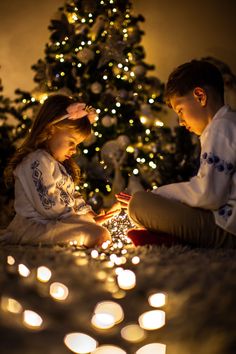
[12,0,197,210]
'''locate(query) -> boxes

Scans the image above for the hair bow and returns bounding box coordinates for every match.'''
[54,102,97,124]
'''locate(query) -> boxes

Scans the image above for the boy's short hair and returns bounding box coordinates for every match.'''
[164,59,224,106]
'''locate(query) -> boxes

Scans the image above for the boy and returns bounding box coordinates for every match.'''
[117,60,236,248]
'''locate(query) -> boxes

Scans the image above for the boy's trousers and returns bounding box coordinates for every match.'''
[128,191,236,249]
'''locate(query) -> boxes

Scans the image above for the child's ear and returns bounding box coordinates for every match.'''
[47,125,56,139]
[193,87,207,106]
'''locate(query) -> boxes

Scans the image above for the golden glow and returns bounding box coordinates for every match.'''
[131,256,140,264]
[91,313,115,329]
[23,310,43,329]
[155,120,164,127]
[64,332,97,353]
[37,266,52,283]
[117,269,136,290]
[1,297,22,314]
[94,301,124,324]
[50,282,69,301]
[136,343,166,354]
[126,145,135,153]
[138,310,165,330]
[18,264,30,277]
[92,345,126,354]
[140,116,147,124]
[7,255,15,265]
[121,324,146,342]
[148,293,166,307]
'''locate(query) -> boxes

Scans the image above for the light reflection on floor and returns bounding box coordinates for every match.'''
[0,212,235,354]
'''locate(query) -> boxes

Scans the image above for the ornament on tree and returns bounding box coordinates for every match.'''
[89,15,107,41]
[98,31,127,68]
[101,115,117,127]
[117,135,130,149]
[77,48,95,64]
[127,26,141,44]
[133,64,147,77]
[118,89,129,100]
[87,193,103,212]
[81,0,97,13]
[126,175,144,195]
[101,140,127,207]
[90,82,103,94]
[83,132,97,147]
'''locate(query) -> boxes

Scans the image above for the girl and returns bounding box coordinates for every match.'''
[2,94,120,247]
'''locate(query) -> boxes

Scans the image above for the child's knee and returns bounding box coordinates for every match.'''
[84,225,111,248]
[128,191,148,225]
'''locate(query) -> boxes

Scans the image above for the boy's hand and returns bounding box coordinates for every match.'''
[94,202,122,225]
[115,192,131,210]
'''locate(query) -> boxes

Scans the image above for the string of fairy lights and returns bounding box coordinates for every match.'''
[1,213,167,354]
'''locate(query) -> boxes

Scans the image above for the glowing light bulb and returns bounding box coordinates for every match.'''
[91,250,99,258]
[117,270,136,290]
[91,313,115,329]
[7,255,15,265]
[64,332,97,353]
[1,297,22,313]
[23,310,43,329]
[50,282,69,301]
[132,256,140,264]
[18,264,30,277]
[94,301,124,324]
[136,343,166,354]
[138,310,165,330]
[92,345,126,354]
[37,266,52,283]
[121,324,146,342]
[148,293,166,307]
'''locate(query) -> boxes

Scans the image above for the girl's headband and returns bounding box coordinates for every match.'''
[53,103,97,125]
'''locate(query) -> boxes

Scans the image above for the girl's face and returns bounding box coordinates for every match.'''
[47,127,84,162]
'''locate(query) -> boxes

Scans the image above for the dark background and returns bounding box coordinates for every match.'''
[0,0,235,103]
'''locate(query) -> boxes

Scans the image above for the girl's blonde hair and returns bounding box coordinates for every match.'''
[4,94,91,187]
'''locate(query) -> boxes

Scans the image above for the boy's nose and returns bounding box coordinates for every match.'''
[179,118,186,126]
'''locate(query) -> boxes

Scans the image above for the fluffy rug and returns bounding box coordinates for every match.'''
[0,215,235,354]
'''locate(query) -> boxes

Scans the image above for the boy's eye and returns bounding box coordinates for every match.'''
[68,141,76,147]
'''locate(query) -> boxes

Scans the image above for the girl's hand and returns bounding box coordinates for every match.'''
[115,192,131,210]
[94,206,121,225]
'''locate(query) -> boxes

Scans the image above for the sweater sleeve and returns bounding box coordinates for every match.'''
[15,152,76,219]
[152,124,236,210]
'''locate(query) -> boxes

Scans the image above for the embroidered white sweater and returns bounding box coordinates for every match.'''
[152,105,236,236]
[14,149,92,224]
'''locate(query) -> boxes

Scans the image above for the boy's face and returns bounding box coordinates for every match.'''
[47,128,84,162]
[170,88,209,135]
